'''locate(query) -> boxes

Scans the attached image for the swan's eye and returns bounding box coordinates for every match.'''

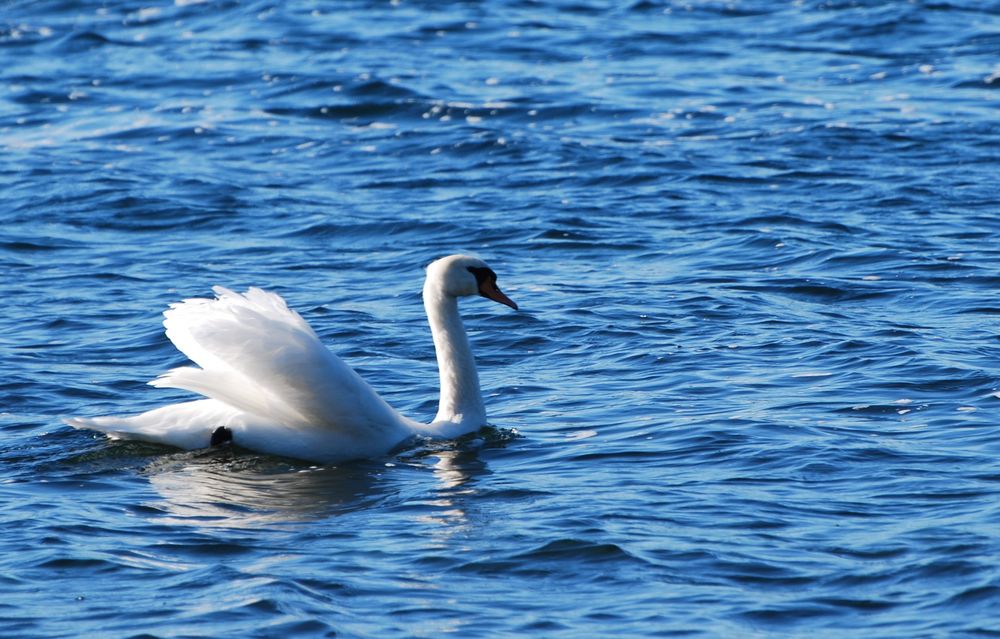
[466,266,496,285]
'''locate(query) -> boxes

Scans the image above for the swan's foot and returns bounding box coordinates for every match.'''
[210,426,233,446]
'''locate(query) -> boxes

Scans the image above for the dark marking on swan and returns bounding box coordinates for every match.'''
[210,426,233,446]
[467,266,497,286]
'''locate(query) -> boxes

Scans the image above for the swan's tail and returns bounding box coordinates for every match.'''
[65,399,243,450]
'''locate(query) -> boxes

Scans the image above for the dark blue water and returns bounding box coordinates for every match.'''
[3,1,1000,636]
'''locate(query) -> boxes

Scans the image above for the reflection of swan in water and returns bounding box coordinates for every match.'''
[417,449,478,537]
[140,433,513,528]
[143,452,386,528]
[397,442,497,541]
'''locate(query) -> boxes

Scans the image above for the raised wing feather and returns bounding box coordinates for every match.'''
[153,287,408,441]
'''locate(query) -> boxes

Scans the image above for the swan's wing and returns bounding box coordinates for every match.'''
[152,287,407,441]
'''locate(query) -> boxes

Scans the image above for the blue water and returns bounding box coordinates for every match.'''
[3,1,1000,636]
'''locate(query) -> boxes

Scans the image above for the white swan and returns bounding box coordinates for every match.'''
[65,255,518,464]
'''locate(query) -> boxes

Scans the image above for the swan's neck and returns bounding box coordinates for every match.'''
[423,285,485,430]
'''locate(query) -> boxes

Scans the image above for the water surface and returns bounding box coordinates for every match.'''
[2,1,999,637]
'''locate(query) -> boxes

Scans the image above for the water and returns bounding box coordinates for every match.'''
[2,0,1000,636]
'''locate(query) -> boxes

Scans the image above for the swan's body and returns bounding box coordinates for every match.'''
[65,255,517,463]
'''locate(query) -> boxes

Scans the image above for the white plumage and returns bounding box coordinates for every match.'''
[65,255,517,463]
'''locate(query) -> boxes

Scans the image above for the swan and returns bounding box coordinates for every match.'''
[65,255,518,464]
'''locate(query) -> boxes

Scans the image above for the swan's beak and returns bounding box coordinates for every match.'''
[480,281,518,310]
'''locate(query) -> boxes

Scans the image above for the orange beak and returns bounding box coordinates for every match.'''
[480,280,518,310]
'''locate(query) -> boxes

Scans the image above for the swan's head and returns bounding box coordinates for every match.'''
[426,254,518,310]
